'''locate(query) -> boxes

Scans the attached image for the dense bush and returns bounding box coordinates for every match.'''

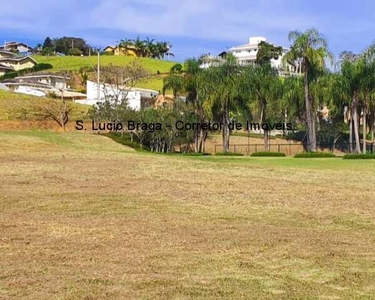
[294,152,336,158]
[32,63,53,72]
[181,152,211,156]
[215,152,244,156]
[251,152,286,157]
[343,153,375,159]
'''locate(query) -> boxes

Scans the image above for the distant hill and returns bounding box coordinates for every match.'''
[32,55,177,91]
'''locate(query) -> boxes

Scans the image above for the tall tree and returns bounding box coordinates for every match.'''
[256,41,283,66]
[242,64,282,150]
[339,52,364,153]
[283,28,333,152]
[201,54,246,152]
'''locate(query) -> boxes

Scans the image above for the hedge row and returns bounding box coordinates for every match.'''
[343,153,375,159]
[294,152,336,158]
[251,152,286,157]
[215,152,244,156]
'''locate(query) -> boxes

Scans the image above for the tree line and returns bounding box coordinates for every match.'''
[117,37,173,59]
[40,36,94,56]
[91,28,375,154]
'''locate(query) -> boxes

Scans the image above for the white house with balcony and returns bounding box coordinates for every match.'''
[229,36,289,70]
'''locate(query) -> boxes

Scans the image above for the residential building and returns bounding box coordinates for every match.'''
[0,51,38,75]
[76,80,159,110]
[199,52,227,69]
[2,74,86,101]
[229,36,289,69]
[0,64,14,76]
[0,56,37,71]
[15,74,68,90]
[0,50,16,59]
[103,45,138,57]
[0,42,33,55]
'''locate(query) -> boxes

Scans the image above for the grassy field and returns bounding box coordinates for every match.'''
[32,55,175,91]
[1,130,375,299]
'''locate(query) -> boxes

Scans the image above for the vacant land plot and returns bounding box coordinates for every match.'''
[1,131,375,299]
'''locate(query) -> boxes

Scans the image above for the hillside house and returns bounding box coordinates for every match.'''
[229,37,289,69]
[103,45,138,57]
[0,56,37,72]
[15,74,68,89]
[0,50,38,76]
[0,42,33,55]
[75,80,158,110]
[2,73,86,100]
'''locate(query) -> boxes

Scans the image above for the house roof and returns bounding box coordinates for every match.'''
[0,56,38,64]
[0,50,16,56]
[0,63,14,71]
[15,74,68,80]
[0,42,33,50]
[230,43,259,51]
[103,46,115,50]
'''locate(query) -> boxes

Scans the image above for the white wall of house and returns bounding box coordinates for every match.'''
[11,85,47,97]
[17,76,66,90]
[86,80,142,110]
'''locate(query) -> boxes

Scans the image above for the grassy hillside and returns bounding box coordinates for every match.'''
[33,55,177,73]
[32,55,176,91]
[0,90,89,121]
[34,55,176,91]
[1,130,375,299]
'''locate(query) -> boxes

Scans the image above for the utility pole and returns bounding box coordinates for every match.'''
[97,50,100,102]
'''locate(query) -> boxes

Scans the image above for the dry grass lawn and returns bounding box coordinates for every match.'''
[1,130,375,299]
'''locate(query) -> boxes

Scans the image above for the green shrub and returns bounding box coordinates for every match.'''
[215,152,244,156]
[251,152,286,157]
[343,153,375,159]
[33,63,53,72]
[181,152,211,156]
[294,152,336,158]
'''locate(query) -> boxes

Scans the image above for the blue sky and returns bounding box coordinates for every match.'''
[1,0,375,62]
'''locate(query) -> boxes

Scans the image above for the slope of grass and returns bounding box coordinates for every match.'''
[33,55,177,74]
[1,130,375,299]
[32,55,175,91]
[0,90,89,121]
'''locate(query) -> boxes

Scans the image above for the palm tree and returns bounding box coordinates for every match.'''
[283,28,333,152]
[360,44,375,153]
[282,76,304,129]
[339,52,365,153]
[132,36,146,57]
[144,37,155,58]
[242,64,282,150]
[162,59,207,152]
[119,38,134,55]
[162,72,184,99]
[201,54,247,153]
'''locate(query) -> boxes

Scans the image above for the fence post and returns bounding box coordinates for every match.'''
[278,144,280,153]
